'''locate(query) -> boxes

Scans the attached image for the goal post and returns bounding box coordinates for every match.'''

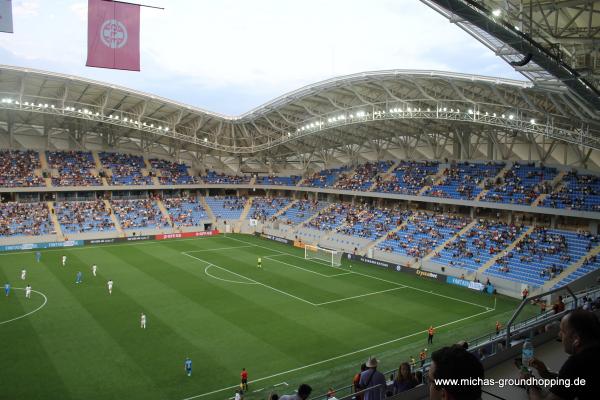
[304,244,342,267]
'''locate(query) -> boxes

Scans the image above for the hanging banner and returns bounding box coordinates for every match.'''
[0,0,13,33]
[86,0,140,71]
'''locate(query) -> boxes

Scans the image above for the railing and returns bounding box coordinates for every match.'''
[306,284,600,400]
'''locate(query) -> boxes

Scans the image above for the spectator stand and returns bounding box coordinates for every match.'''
[99,152,153,186]
[149,159,198,185]
[47,150,102,187]
[425,162,505,201]
[481,163,557,205]
[300,166,350,188]
[162,196,209,228]
[255,175,301,186]
[54,200,116,236]
[0,150,46,188]
[541,171,600,212]
[374,161,439,195]
[333,161,394,192]
[111,199,170,231]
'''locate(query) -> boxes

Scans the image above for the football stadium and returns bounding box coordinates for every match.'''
[1,1,600,400]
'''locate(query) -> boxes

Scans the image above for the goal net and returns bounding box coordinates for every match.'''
[304,244,342,267]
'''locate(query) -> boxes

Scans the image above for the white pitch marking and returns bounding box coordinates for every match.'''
[314,287,405,306]
[263,255,349,278]
[225,236,490,310]
[204,265,257,285]
[0,288,48,325]
[182,252,317,306]
[179,307,495,400]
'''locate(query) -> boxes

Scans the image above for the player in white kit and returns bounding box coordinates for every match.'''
[107,279,113,295]
[21,269,26,280]
[62,255,67,266]
[25,284,32,298]
[140,313,146,329]
[92,264,97,277]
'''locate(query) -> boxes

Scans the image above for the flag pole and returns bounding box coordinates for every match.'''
[101,0,164,10]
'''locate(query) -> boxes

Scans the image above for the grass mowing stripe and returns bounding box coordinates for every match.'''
[180,307,495,400]
[226,235,491,310]
[182,252,318,306]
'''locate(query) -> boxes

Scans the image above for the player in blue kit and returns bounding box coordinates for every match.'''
[184,357,192,376]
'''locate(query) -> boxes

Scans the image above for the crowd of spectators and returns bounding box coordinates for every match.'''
[435,220,524,270]
[47,151,102,187]
[426,162,503,200]
[337,205,408,240]
[150,159,198,185]
[255,175,301,186]
[301,167,349,188]
[0,202,52,236]
[278,200,324,225]
[0,150,45,187]
[162,196,207,226]
[100,152,153,186]
[375,161,438,195]
[111,199,169,229]
[249,197,289,221]
[333,161,393,191]
[481,163,555,205]
[380,213,468,258]
[54,200,115,234]
[202,170,250,184]
[542,172,600,211]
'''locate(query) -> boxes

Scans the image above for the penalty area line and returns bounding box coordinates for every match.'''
[179,307,495,400]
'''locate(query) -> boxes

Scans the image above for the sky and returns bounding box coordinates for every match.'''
[0,0,524,115]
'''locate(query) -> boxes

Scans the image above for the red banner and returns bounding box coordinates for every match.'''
[86,0,140,71]
[155,230,220,241]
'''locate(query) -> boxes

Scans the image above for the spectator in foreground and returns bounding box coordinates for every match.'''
[393,362,417,394]
[428,345,484,400]
[279,384,312,400]
[358,356,386,400]
[524,309,600,400]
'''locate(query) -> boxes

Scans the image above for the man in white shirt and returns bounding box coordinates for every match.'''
[140,313,147,329]
[25,284,32,299]
[92,264,97,277]
[21,269,26,280]
[107,279,113,295]
[62,255,67,267]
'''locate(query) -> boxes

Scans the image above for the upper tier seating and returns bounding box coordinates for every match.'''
[301,166,349,188]
[541,172,600,212]
[202,171,250,184]
[163,196,208,226]
[54,200,115,234]
[100,152,153,186]
[481,163,556,205]
[333,161,394,191]
[375,161,439,195]
[111,199,168,229]
[47,151,102,187]
[248,197,290,220]
[277,200,329,225]
[431,221,525,271]
[0,150,45,187]
[205,196,246,220]
[426,162,504,200]
[379,212,469,258]
[150,159,198,185]
[0,202,52,236]
[255,175,301,186]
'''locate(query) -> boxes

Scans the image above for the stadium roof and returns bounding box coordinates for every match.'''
[422,0,600,111]
[0,65,599,165]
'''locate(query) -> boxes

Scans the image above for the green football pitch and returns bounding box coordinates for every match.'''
[0,233,536,400]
